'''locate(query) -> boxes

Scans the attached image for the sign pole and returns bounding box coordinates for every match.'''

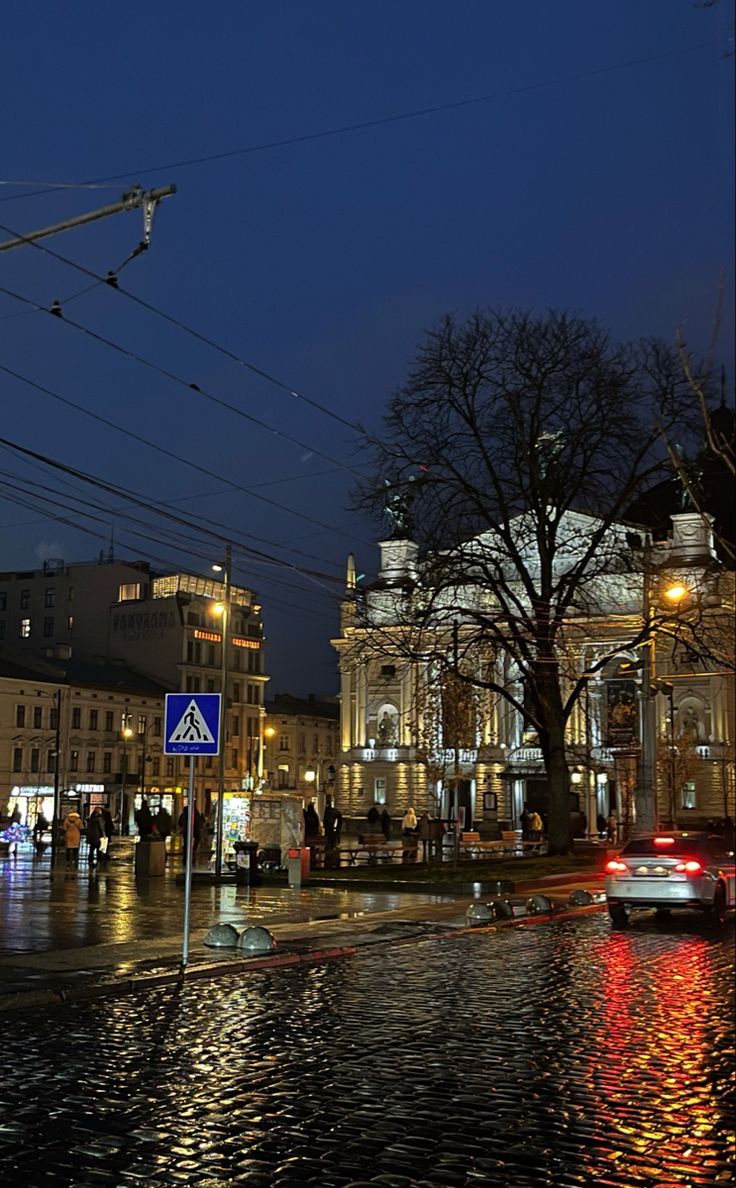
[181,758,196,971]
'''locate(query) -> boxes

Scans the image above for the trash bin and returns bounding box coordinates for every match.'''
[134,837,166,877]
[233,840,260,886]
[287,847,310,888]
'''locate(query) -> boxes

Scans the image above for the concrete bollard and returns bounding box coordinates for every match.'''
[203,923,240,948]
[238,925,276,953]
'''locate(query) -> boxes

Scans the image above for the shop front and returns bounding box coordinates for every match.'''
[8,785,55,828]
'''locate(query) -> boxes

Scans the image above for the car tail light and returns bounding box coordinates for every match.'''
[605,859,627,873]
[654,836,676,847]
[674,860,703,874]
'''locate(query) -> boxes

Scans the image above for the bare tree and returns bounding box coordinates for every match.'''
[356,309,701,855]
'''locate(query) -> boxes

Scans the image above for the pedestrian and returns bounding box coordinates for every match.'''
[304,801,320,842]
[529,810,543,843]
[606,811,617,844]
[322,797,339,849]
[418,811,432,861]
[596,812,607,839]
[32,811,50,855]
[521,804,532,842]
[367,805,381,833]
[401,805,417,864]
[380,808,392,841]
[154,804,172,851]
[63,810,83,869]
[135,798,153,838]
[86,807,105,870]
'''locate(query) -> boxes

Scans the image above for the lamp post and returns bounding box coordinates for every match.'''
[212,545,232,880]
[121,724,134,833]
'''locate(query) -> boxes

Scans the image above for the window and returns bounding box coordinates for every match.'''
[205,755,213,769]
[186,611,200,626]
[13,748,23,772]
[20,618,31,638]
[313,734,320,755]
[33,706,42,729]
[206,679,215,693]
[89,710,98,730]
[45,588,56,608]
[186,640,194,662]
[278,766,289,789]
[103,752,112,773]
[208,645,215,666]
[47,750,57,773]
[153,717,161,737]
[231,748,239,769]
[105,711,114,732]
[30,748,40,773]
[233,682,241,702]
[374,777,387,804]
[67,616,74,630]
[20,589,30,610]
[118,583,142,602]
[232,715,240,737]
[50,707,58,730]
[86,752,96,772]
[70,750,79,772]
[138,714,147,734]
[0,622,4,640]
[279,734,289,751]
[381,664,396,678]
[67,587,74,601]
[298,734,306,755]
[152,757,160,777]
[682,781,697,810]
[16,705,26,728]
[72,707,81,729]
[43,616,54,637]
[0,591,6,610]
[166,758,175,778]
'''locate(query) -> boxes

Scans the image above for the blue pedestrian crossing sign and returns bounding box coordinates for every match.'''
[164,693,221,755]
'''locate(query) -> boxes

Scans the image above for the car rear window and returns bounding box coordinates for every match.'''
[621,836,704,858]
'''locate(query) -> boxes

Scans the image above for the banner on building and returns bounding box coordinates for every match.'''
[605,680,638,747]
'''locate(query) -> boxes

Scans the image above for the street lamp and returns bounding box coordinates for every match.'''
[211,546,232,880]
[121,725,134,832]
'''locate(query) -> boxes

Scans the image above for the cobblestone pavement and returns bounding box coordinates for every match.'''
[1,911,733,1187]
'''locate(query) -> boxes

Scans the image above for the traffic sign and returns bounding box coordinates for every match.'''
[164,693,221,755]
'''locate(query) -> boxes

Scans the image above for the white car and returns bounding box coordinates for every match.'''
[605,832,735,929]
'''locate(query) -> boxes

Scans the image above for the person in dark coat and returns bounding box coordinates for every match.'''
[304,802,320,842]
[86,807,105,870]
[596,812,607,838]
[367,805,381,833]
[380,808,391,842]
[135,799,153,838]
[322,798,340,848]
[154,805,172,845]
[521,804,532,842]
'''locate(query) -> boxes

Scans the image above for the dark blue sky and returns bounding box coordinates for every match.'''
[1,0,733,693]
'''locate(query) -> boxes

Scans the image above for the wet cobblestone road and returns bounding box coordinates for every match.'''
[1,912,733,1188]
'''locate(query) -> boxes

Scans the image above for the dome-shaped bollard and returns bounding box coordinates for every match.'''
[465,902,494,926]
[238,925,276,953]
[525,894,553,915]
[568,888,594,906]
[203,922,240,948]
[490,898,514,920]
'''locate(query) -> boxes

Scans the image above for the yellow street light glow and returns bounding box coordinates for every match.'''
[264,726,276,738]
[210,601,226,616]
[122,727,134,739]
[664,583,689,603]
[304,767,317,783]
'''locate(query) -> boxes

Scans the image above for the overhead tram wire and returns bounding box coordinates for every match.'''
[0,218,366,437]
[0,348,373,550]
[0,39,714,204]
[0,433,348,591]
[0,282,354,471]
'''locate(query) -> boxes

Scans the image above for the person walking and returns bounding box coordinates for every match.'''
[417,812,432,862]
[367,805,381,834]
[529,810,543,844]
[86,807,105,871]
[521,804,532,842]
[63,810,83,870]
[303,801,320,842]
[401,806,418,863]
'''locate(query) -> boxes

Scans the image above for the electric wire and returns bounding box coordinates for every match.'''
[0,218,366,436]
[0,40,713,203]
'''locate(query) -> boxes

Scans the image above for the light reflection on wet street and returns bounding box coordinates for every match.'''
[0,911,733,1186]
[0,852,452,953]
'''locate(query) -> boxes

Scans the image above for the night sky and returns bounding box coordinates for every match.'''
[1,1,733,694]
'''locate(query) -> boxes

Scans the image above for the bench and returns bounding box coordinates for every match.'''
[458,832,505,858]
[337,836,398,864]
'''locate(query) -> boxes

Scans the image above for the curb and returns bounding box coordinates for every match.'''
[0,899,606,1015]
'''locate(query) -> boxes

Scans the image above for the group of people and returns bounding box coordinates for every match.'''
[303,797,344,847]
[62,805,115,870]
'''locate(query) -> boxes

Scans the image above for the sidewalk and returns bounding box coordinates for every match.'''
[0,845,605,1012]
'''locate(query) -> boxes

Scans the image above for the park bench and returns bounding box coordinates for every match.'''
[458,831,505,858]
[339,833,393,866]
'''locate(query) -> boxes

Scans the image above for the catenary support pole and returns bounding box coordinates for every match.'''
[0,185,176,252]
[214,544,232,881]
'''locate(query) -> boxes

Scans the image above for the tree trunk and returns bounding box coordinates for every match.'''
[536,665,572,856]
